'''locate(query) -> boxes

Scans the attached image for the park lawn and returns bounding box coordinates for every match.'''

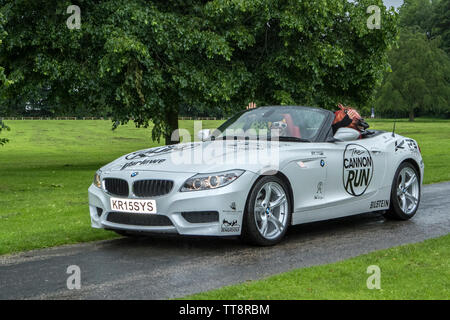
[0,119,220,255]
[184,234,450,300]
[367,118,450,184]
[0,118,449,255]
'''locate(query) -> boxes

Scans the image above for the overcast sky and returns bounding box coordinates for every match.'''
[349,1,404,9]
[383,0,404,8]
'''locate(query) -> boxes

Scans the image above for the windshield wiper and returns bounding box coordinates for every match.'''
[216,136,311,142]
[217,136,255,140]
[278,136,311,143]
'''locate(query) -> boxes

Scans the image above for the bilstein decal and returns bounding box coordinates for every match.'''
[343,144,373,196]
[370,200,389,209]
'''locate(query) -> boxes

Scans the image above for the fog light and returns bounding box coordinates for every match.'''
[96,207,103,217]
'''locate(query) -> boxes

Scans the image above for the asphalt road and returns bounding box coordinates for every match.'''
[1,182,449,300]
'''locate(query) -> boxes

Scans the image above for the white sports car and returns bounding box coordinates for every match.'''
[88,106,424,245]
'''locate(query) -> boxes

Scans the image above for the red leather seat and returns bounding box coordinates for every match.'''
[282,113,301,138]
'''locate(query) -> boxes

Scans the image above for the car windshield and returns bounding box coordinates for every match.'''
[213,106,327,142]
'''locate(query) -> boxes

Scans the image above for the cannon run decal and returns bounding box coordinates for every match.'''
[343,144,373,196]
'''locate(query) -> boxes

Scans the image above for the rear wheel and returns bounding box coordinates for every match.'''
[385,162,420,220]
[242,176,291,246]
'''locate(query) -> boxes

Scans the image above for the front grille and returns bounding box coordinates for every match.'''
[104,178,129,197]
[106,212,173,226]
[181,211,219,223]
[133,179,174,197]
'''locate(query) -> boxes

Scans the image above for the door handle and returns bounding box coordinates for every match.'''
[370,147,382,154]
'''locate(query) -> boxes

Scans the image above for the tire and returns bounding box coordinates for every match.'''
[242,175,292,246]
[384,162,421,220]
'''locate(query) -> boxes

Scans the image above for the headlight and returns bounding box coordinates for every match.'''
[180,170,244,192]
[93,171,102,188]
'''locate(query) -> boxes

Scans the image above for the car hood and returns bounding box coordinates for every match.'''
[100,140,316,174]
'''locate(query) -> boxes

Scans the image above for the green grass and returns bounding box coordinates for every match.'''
[184,234,450,300]
[0,118,449,255]
[366,119,450,184]
[0,119,220,255]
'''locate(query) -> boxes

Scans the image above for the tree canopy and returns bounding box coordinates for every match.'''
[0,11,9,145]
[432,0,450,54]
[375,29,450,120]
[398,0,450,53]
[374,0,450,120]
[399,0,436,34]
[0,0,398,143]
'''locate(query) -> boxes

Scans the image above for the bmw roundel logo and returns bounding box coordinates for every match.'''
[320,159,325,167]
[131,172,138,178]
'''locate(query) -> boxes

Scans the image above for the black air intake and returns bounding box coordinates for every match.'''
[133,179,174,197]
[104,178,129,197]
[106,212,173,226]
[181,211,219,223]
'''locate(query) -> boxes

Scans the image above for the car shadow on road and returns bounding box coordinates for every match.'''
[100,211,401,254]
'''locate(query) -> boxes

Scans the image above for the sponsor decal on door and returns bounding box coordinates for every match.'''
[343,144,373,196]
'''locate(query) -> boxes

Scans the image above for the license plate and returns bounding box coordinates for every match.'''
[110,198,157,214]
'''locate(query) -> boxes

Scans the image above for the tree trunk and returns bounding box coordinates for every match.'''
[409,110,415,122]
[165,109,180,145]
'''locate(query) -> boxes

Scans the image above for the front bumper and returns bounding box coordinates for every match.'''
[88,170,257,236]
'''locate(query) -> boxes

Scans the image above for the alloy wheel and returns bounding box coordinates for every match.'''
[253,182,289,240]
[396,167,419,214]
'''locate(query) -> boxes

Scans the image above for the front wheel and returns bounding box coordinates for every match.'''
[242,176,291,246]
[384,162,421,220]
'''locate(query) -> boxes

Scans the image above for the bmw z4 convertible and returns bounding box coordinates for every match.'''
[88,106,424,245]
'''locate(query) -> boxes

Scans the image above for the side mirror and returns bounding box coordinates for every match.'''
[197,129,210,141]
[333,128,360,141]
[326,136,340,143]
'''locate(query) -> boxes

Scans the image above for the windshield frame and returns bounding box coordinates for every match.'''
[211,106,334,143]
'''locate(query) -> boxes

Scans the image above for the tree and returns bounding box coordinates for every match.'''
[0,0,398,144]
[0,11,10,146]
[375,30,450,120]
[0,118,9,146]
[432,0,450,54]
[399,0,437,34]
[399,0,450,54]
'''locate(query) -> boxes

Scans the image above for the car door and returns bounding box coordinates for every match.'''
[320,138,387,214]
[283,147,328,211]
